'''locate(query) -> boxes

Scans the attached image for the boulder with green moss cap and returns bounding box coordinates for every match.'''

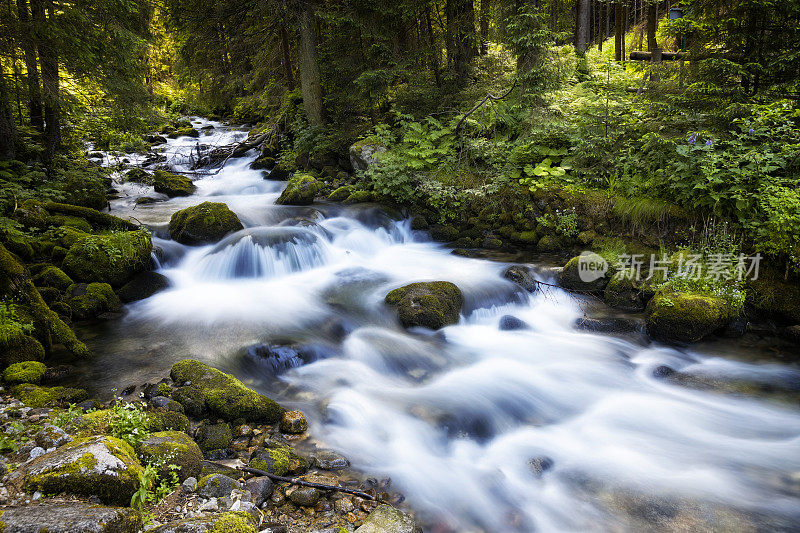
[1,335,45,367]
[249,442,308,476]
[170,359,284,422]
[153,170,197,197]
[604,272,653,311]
[13,383,88,407]
[3,361,46,384]
[8,435,143,505]
[137,431,202,481]
[148,409,190,434]
[169,202,244,245]
[66,282,121,320]
[558,252,613,292]
[195,422,232,452]
[0,501,142,533]
[646,292,737,343]
[62,229,152,287]
[384,281,463,330]
[32,265,73,291]
[196,473,241,499]
[276,174,321,205]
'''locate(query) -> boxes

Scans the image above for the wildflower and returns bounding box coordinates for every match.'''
[748,128,755,134]
[705,139,714,146]
[687,133,697,144]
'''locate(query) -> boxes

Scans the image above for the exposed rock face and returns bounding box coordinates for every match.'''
[355,504,418,533]
[137,431,203,482]
[196,473,241,499]
[62,230,152,287]
[169,202,244,245]
[646,292,736,343]
[0,502,142,533]
[384,281,463,330]
[276,174,321,205]
[9,435,143,505]
[349,141,386,171]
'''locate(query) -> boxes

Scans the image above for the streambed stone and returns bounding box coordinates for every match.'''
[169,202,244,245]
[384,281,463,330]
[355,504,418,533]
[0,501,142,533]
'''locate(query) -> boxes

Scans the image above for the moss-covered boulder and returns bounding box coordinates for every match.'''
[12,383,88,407]
[384,281,463,330]
[170,359,283,423]
[169,202,243,245]
[168,127,199,139]
[209,512,258,533]
[344,190,375,204]
[747,277,800,324]
[117,271,170,303]
[558,253,611,292]
[646,292,736,343]
[604,272,653,311]
[62,229,152,287]
[349,140,386,171]
[1,335,45,367]
[328,185,355,202]
[152,170,196,197]
[171,385,206,418]
[0,501,142,533]
[137,431,202,482]
[3,360,46,384]
[266,163,290,181]
[125,168,152,183]
[147,409,190,434]
[32,265,73,291]
[249,443,308,476]
[276,174,321,205]
[195,422,232,452]
[66,283,121,320]
[196,474,241,499]
[10,435,142,505]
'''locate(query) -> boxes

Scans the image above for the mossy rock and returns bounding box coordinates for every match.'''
[604,272,652,311]
[47,214,94,233]
[328,185,355,202]
[11,435,142,505]
[148,409,190,434]
[66,282,121,320]
[169,202,244,245]
[170,359,284,423]
[276,174,321,205]
[430,225,459,242]
[117,271,170,303]
[249,443,309,476]
[62,229,152,287]
[32,265,73,291]
[646,292,736,343]
[266,163,290,181]
[0,501,142,533]
[344,190,374,204]
[171,385,206,417]
[168,127,199,139]
[44,202,137,231]
[356,504,418,533]
[137,431,202,482]
[1,335,45,367]
[747,277,800,324]
[12,383,88,407]
[75,409,114,437]
[196,422,233,453]
[537,234,561,251]
[558,253,612,292]
[384,281,463,330]
[153,170,196,197]
[3,361,47,384]
[251,156,276,170]
[210,512,258,533]
[125,168,152,184]
[1,231,34,259]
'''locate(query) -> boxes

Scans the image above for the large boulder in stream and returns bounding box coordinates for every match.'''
[276,173,322,205]
[645,292,736,343]
[349,140,386,171]
[118,271,170,302]
[558,252,612,292]
[0,501,142,533]
[385,281,463,330]
[8,435,143,505]
[136,431,202,482]
[66,282,122,320]
[62,229,152,287]
[169,202,244,245]
[153,169,196,197]
[170,359,284,422]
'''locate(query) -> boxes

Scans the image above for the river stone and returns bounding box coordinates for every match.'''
[355,504,418,533]
[266,163,290,180]
[349,141,386,171]
[646,292,736,343]
[196,473,241,499]
[499,315,530,331]
[280,410,308,434]
[66,282,121,320]
[172,385,206,417]
[502,265,539,292]
[169,202,244,245]
[9,435,143,505]
[287,485,321,507]
[384,281,463,330]
[137,431,203,482]
[170,360,283,423]
[276,174,322,205]
[62,230,152,287]
[2,360,47,384]
[574,317,640,333]
[117,271,170,302]
[196,422,232,452]
[604,272,652,311]
[311,449,350,470]
[0,501,142,533]
[35,424,72,449]
[153,170,196,197]
[32,265,73,291]
[249,443,308,476]
[244,475,274,506]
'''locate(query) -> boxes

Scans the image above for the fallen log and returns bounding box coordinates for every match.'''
[237,465,377,500]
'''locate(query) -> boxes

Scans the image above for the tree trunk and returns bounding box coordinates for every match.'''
[17,0,43,130]
[425,8,442,87]
[33,0,59,165]
[280,23,295,91]
[0,71,16,160]
[575,0,591,53]
[479,0,490,55]
[646,1,657,50]
[446,0,477,82]
[297,0,324,126]
[614,1,624,61]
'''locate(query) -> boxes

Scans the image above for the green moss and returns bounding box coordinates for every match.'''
[153,170,196,197]
[12,383,88,407]
[62,230,152,287]
[44,202,138,231]
[747,277,800,323]
[196,422,233,452]
[125,168,152,184]
[211,512,258,533]
[47,215,93,233]
[646,291,736,343]
[558,253,611,292]
[604,272,652,311]
[137,431,202,481]
[1,335,45,367]
[75,409,114,436]
[147,410,190,434]
[343,190,374,204]
[168,202,243,245]
[250,443,308,476]
[276,174,322,206]
[172,385,206,417]
[2,361,46,384]
[328,185,354,201]
[66,282,122,320]
[385,281,463,330]
[156,383,172,397]
[168,127,199,139]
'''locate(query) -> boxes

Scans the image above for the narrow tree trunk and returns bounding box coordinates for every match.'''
[479,0,490,55]
[447,0,477,82]
[34,0,59,165]
[575,0,591,53]
[646,1,657,51]
[425,8,442,87]
[17,0,43,130]
[614,1,624,61]
[298,0,324,126]
[0,71,16,160]
[280,23,295,91]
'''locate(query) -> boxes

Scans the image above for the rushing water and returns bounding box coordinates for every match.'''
[78,119,800,532]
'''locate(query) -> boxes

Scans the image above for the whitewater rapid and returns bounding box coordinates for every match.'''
[91,119,800,532]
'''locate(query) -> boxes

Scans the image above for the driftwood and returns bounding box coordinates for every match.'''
[237,465,377,501]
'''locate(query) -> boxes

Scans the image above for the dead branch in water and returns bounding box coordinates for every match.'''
[236,465,378,500]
